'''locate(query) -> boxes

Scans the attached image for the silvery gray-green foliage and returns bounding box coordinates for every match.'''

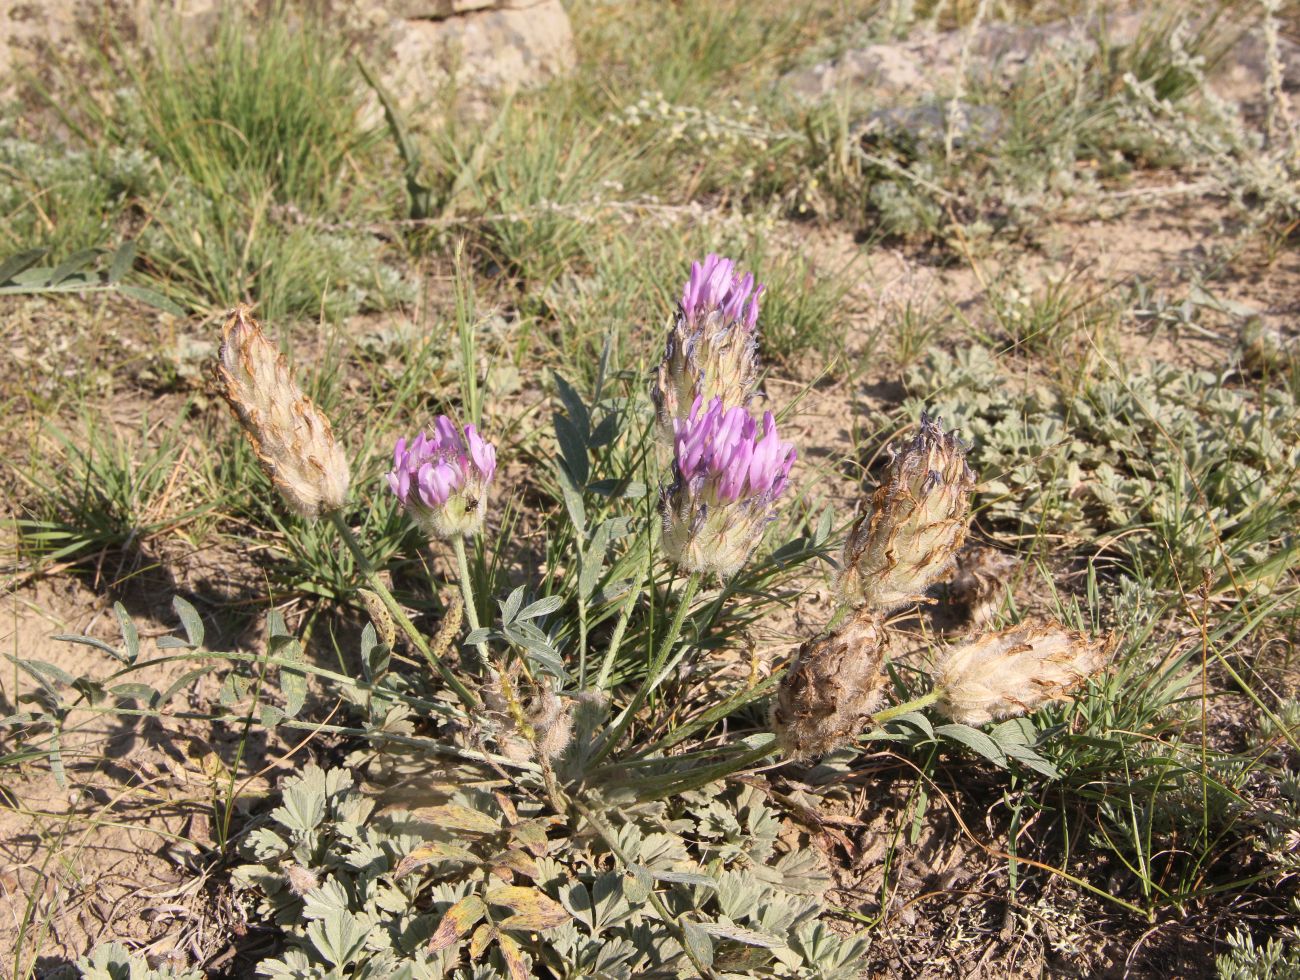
[1218,924,1300,980]
[904,345,1300,582]
[235,766,870,978]
[76,943,204,980]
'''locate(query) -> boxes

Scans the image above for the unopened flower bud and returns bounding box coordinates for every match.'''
[652,254,763,435]
[214,305,350,519]
[771,610,890,760]
[935,621,1112,726]
[387,414,497,540]
[661,396,796,578]
[838,414,976,611]
[947,546,1019,629]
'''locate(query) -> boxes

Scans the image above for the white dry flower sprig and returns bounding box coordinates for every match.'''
[214,305,350,520]
[837,413,976,611]
[935,620,1113,726]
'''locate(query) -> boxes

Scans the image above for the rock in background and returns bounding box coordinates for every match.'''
[0,0,575,110]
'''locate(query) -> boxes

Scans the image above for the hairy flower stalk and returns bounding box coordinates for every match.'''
[661,396,796,578]
[652,253,764,434]
[935,621,1112,726]
[771,609,890,759]
[387,414,497,540]
[214,305,350,519]
[838,413,976,611]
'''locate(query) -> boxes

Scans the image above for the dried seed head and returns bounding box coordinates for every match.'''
[283,863,320,896]
[837,414,975,612]
[661,397,796,578]
[652,254,763,436]
[935,621,1112,726]
[358,588,396,648]
[526,686,573,761]
[771,610,890,760]
[947,546,1019,629]
[214,305,350,519]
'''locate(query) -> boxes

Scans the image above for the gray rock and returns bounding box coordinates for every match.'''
[781,13,1143,103]
[381,0,575,108]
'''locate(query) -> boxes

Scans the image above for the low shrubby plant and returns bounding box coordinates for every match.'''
[15,253,1117,978]
[201,256,1103,975]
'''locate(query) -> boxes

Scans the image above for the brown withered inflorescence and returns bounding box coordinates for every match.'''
[214,305,350,519]
[837,413,976,612]
[772,609,891,759]
[947,545,1020,629]
[935,620,1113,726]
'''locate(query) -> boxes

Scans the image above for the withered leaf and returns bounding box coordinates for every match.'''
[497,931,529,980]
[487,884,570,932]
[394,840,479,877]
[469,922,495,960]
[427,894,486,952]
[420,803,500,835]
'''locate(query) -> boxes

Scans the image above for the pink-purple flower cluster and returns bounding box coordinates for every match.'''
[673,397,795,503]
[387,415,497,539]
[681,253,764,331]
[662,396,796,578]
[652,254,766,433]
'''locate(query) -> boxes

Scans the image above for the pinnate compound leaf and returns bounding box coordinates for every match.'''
[428,894,487,952]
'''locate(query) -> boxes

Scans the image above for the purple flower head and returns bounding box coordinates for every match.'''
[387,414,497,539]
[661,397,796,578]
[681,253,764,331]
[653,254,765,437]
[673,397,795,503]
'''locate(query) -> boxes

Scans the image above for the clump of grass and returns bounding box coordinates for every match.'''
[11,416,204,579]
[106,8,374,210]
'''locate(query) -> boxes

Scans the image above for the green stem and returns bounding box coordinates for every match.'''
[451,532,489,668]
[869,688,943,727]
[629,740,779,800]
[633,669,784,760]
[329,511,478,711]
[590,572,701,766]
[593,553,649,690]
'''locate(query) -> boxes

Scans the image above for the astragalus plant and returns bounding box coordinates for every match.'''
[204,256,1111,978]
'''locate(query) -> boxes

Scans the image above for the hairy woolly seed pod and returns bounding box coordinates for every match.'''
[652,253,764,437]
[935,621,1112,726]
[526,687,573,761]
[947,546,1019,629]
[771,610,890,760]
[214,305,350,519]
[837,414,975,612]
[283,863,320,896]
